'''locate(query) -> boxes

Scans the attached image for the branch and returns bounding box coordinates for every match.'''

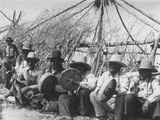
[48,2,93,31]
[0,10,13,22]
[116,1,159,32]
[23,0,88,35]
[120,0,160,26]
[114,2,145,53]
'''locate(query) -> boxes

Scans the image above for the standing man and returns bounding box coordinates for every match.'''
[4,37,19,67]
[90,54,128,120]
[3,37,19,89]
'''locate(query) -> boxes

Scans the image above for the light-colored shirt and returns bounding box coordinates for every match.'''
[137,78,160,103]
[80,73,97,90]
[125,72,160,103]
[89,71,130,96]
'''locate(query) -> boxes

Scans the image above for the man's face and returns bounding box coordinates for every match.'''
[109,62,121,74]
[27,59,33,66]
[52,59,62,70]
[6,41,12,45]
[139,69,152,80]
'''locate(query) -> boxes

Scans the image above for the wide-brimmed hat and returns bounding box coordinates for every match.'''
[26,52,39,63]
[69,56,91,75]
[5,37,13,43]
[138,59,157,72]
[22,41,32,50]
[47,50,64,62]
[109,54,127,67]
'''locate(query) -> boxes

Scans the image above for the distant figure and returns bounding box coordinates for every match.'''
[15,41,33,75]
[3,37,19,89]
[4,37,19,67]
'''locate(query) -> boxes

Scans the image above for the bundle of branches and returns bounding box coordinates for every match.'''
[94,0,115,8]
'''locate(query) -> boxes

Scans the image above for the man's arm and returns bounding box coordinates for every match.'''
[147,79,160,103]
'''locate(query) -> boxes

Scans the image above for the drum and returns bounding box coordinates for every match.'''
[59,68,82,92]
[38,73,57,99]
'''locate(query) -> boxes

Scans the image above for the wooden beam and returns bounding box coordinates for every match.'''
[79,39,155,47]
[76,49,160,55]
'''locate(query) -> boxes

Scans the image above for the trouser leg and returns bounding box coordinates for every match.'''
[78,88,94,116]
[58,94,78,117]
[114,94,125,120]
[90,91,107,117]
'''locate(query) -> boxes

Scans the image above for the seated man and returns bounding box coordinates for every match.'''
[39,50,65,112]
[89,54,129,120]
[5,52,41,107]
[58,61,96,117]
[124,58,160,120]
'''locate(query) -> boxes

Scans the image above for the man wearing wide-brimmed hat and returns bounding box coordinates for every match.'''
[123,58,160,120]
[89,53,129,120]
[44,50,64,74]
[38,50,65,113]
[18,41,33,61]
[15,41,33,75]
[58,56,95,117]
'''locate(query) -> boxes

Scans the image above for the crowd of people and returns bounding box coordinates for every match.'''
[0,37,160,120]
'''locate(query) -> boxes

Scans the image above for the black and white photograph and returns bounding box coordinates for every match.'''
[0,0,160,120]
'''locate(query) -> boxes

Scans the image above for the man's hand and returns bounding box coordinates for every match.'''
[80,82,88,88]
[142,100,150,112]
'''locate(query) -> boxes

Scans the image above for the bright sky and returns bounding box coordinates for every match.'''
[0,0,160,27]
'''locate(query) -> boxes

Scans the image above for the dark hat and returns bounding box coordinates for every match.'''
[6,37,13,43]
[47,50,64,62]
[69,62,91,75]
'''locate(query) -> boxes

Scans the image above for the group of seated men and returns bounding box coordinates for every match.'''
[1,37,160,120]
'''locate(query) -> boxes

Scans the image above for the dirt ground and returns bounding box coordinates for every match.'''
[1,103,98,120]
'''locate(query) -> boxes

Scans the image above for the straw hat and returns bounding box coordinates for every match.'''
[69,55,91,75]
[139,59,157,72]
[22,41,32,50]
[109,54,127,67]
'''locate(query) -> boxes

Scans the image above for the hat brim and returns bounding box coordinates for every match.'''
[22,46,32,51]
[6,39,13,43]
[49,57,64,63]
[69,62,91,73]
[138,68,158,73]
[26,58,39,63]
[109,61,127,67]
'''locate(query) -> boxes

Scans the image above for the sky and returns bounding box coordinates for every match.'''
[0,0,160,27]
